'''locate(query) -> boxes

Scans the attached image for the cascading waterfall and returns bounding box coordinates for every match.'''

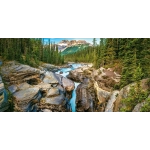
[55,63,82,112]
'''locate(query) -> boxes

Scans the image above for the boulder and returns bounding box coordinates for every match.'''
[76,83,93,112]
[17,82,31,90]
[105,90,119,112]
[67,68,84,82]
[1,62,43,85]
[35,83,51,91]
[55,74,63,85]
[62,77,75,92]
[47,88,60,97]
[13,87,41,111]
[34,83,52,97]
[94,81,111,105]
[38,98,67,112]
[8,85,18,94]
[45,94,65,105]
[43,71,59,84]
[42,63,57,71]
[57,85,65,94]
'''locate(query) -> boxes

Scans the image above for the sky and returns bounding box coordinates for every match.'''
[44,38,100,44]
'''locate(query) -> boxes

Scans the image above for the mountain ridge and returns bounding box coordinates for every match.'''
[58,40,92,52]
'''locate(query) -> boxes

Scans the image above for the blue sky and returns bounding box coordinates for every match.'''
[44,38,100,44]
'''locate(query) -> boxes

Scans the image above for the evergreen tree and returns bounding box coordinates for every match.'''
[92,38,97,47]
[0,38,64,67]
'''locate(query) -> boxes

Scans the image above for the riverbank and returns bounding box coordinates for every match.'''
[66,64,150,112]
[0,60,77,112]
[1,59,150,112]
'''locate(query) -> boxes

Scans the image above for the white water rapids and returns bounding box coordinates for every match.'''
[55,63,82,112]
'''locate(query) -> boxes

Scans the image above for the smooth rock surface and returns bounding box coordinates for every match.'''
[76,83,93,112]
[13,87,40,111]
[62,77,75,92]
[105,90,119,112]
[8,85,18,94]
[45,94,65,105]
[94,81,111,104]
[17,82,31,90]
[47,88,60,97]
[1,61,43,84]
[43,71,59,84]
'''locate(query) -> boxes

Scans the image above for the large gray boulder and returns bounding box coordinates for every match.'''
[1,61,43,85]
[45,94,65,105]
[17,82,31,90]
[94,81,111,105]
[8,85,18,94]
[47,88,60,97]
[76,83,93,112]
[13,87,40,111]
[62,77,75,92]
[43,71,59,84]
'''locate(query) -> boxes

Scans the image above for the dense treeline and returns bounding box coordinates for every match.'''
[65,38,150,88]
[0,38,64,67]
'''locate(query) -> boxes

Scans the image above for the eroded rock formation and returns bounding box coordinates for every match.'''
[0,61,75,112]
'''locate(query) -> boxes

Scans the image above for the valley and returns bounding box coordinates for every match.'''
[0,38,150,112]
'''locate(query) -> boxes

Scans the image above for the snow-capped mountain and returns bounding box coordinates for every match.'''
[58,40,90,51]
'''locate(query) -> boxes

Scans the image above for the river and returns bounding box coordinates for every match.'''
[55,63,82,112]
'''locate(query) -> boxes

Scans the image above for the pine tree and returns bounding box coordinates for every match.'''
[92,38,97,47]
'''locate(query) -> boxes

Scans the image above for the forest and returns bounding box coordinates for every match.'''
[1,38,150,89]
[0,38,64,67]
[65,38,150,88]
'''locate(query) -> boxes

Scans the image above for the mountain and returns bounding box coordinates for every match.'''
[59,40,89,46]
[61,44,89,55]
[58,40,91,55]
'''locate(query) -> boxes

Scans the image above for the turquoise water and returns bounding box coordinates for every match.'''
[55,63,82,112]
[69,82,80,112]
[4,89,8,102]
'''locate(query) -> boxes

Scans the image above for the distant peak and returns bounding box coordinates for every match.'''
[58,40,90,46]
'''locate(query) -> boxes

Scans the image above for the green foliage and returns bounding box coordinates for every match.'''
[64,45,95,63]
[120,83,149,112]
[92,38,97,47]
[61,44,89,55]
[0,38,64,67]
[133,63,144,81]
[113,84,120,90]
[140,98,150,112]
[64,38,150,87]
